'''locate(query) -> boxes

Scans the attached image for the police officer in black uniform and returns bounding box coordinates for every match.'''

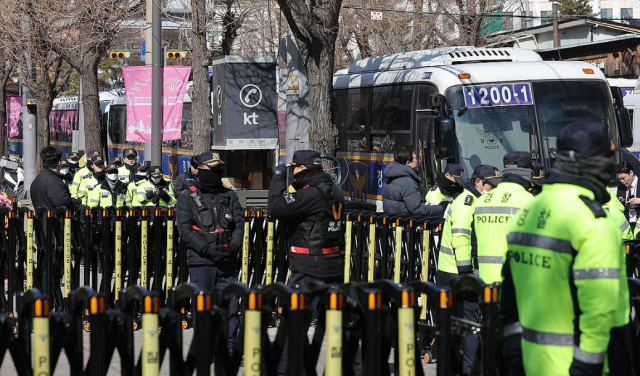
[174,155,199,197]
[268,150,345,376]
[175,151,244,349]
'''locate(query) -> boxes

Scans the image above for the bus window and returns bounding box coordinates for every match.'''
[108,105,127,144]
[533,80,615,163]
[417,84,438,110]
[181,103,193,150]
[335,88,371,151]
[371,86,412,132]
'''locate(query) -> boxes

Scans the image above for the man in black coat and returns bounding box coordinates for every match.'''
[31,146,72,211]
[174,155,199,197]
[175,151,244,349]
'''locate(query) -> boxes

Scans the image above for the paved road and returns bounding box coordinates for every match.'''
[0,325,437,375]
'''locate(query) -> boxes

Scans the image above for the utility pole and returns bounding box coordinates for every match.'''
[20,3,36,198]
[552,0,560,48]
[151,0,162,166]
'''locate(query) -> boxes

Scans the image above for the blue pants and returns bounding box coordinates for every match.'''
[189,264,239,350]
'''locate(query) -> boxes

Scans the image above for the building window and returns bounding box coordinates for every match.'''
[601,8,613,20]
[541,11,552,25]
[622,8,633,20]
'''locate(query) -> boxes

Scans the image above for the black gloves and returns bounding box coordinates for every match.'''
[145,191,155,200]
[204,245,231,262]
[272,165,286,177]
[227,243,240,255]
[159,190,171,202]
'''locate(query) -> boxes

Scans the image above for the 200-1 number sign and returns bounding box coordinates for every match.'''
[463,83,533,108]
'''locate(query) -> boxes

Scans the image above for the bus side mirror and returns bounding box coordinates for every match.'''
[435,116,455,160]
[616,107,633,148]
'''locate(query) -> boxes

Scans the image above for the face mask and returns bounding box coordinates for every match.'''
[198,168,223,191]
[107,173,118,181]
[151,177,162,184]
[60,168,69,175]
[480,189,488,195]
[68,161,78,166]
[134,175,147,183]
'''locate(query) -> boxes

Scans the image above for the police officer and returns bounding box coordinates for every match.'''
[70,150,100,198]
[59,161,74,187]
[174,155,199,197]
[77,153,106,206]
[267,150,345,376]
[473,152,534,284]
[436,163,500,375]
[502,121,630,376]
[87,163,127,208]
[128,165,156,207]
[148,166,176,206]
[67,152,81,176]
[425,163,465,208]
[176,151,244,349]
[119,148,138,182]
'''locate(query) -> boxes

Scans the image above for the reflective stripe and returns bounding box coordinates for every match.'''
[573,268,619,280]
[70,182,79,187]
[522,326,573,346]
[507,232,573,255]
[478,256,503,264]
[504,322,522,338]
[447,208,452,216]
[290,246,340,255]
[440,246,455,255]
[452,228,472,235]
[621,221,630,233]
[573,346,605,364]
[456,260,472,266]
[89,199,99,203]
[78,190,87,194]
[474,206,519,215]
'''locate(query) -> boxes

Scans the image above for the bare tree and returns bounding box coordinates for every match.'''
[276,0,343,154]
[0,62,13,183]
[43,0,144,153]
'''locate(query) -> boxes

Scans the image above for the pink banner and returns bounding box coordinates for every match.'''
[6,96,21,138]
[122,66,191,142]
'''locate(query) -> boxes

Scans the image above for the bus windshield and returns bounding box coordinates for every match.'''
[446,80,615,178]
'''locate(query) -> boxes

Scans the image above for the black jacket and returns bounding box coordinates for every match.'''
[31,169,72,211]
[268,168,344,279]
[176,186,244,267]
[174,170,198,197]
[382,162,442,217]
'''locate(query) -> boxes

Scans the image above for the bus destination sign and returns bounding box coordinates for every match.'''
[463,83,533,108]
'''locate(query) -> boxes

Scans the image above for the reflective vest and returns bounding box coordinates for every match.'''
[70,166,91,198]
[437,188,477,275]
[425,185,451,204]
[117,166,131,184]
[473,182,533,284]
[505,183,626,375]
[130,179,156,207]
[77,174,101,206]
[87,181,127,208]
[604,200,633,240]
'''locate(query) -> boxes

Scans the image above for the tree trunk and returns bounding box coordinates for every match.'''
[80,59,102,153]
[191,0,212,154]
[35,96,53,173]
[307,47,338,154]
[0,65,11,183]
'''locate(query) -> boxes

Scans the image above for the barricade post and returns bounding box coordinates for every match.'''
[141,209,149,289]
[242,210,251,285]
[101,209,112,302]
[480,284,500,376]
[368,215,376,282]
[288,290,306,376]
[394,219,403,283]
[26,210,34,291]
[45,210,55,299]
[83,208,92,288]
[88,294,107,376]
[420,221,431,320]
[194,291,213,376]
[397,288,416,376]
[362,288,383,376]
[166,209,175,291]
[115,209,123,301]
[142,294,161,376]
[379,216,390,280]
[6,209,16,312]
[152,208,164,296]
[325,288,344,375]
[344,213,353,283]
[127,208,138,288]
[253,210,264,286]
[32,296,51,376]
[64,210,72,299]
[355,214,365,282]
[244,288,263,376]
[265,216,274,285]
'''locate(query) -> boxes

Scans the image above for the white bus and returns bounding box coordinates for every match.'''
[333,46,632,208]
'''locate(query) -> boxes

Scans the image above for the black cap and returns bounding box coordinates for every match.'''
[110,157,123,166]
[472,164,501,186]
[124,148,138,158]
[444,163,465,186]
[61,160,69,168]
[149,166,163,178]
[287,150,322,167]
[557,121,615,159]
[503,151,533,169]
[105,163,119,173]
[88,154,105,165]
[68,152,80,161]
[197,151,225,168]
[133,164,148,175]
[532,161,545,186]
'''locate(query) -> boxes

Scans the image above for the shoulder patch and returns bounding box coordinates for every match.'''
[579,195,606,218]
[464,195,474,206]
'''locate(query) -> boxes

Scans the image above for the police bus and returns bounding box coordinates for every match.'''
[333,46,632,209]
